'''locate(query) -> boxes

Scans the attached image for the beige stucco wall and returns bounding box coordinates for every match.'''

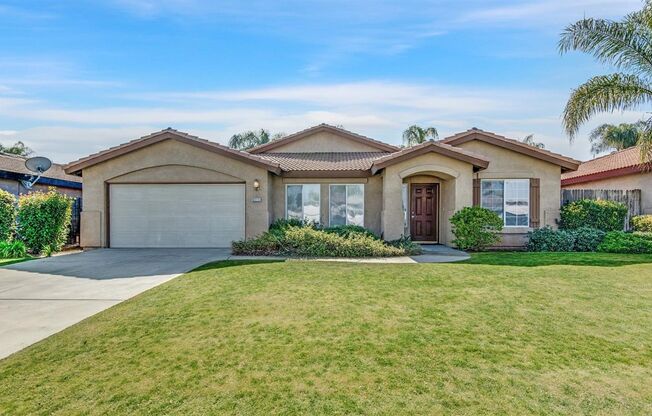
[80,139,270,248]
[381,152,475,244]
[563,171,652,214]
[457,140,563,247]
[269,175,383,235]
[268,131,387,153]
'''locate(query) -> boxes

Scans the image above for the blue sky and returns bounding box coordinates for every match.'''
[0,0,644,163]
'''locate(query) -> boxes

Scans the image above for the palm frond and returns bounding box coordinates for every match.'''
[559,16,652,74]
[562,73,652,138]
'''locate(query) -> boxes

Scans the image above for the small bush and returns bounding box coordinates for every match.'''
[269,218,311,231]
[632,215,652,232]
[16,189,73,254]
[450,206,503,251]
[282,226,403,257]
[0,189,16,242]
[387,235,423,255]
[527,226,575,252]
[560,199,627,231]
[597,231,652,254]
[323,225,378,240]
[0,240,27,258]
[634,231,652,240]
[571,227,606,252]
[232,233,281,256]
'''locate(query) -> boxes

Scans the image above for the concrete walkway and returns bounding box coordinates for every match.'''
[0,248,229,359]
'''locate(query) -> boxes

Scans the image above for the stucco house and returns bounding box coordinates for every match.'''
[0,152,82,198]
[65,124,579,249]
[562,146,651,214]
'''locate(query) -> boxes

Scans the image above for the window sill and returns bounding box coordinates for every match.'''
[501,227,532,234]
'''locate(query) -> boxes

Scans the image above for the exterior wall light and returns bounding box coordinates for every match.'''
[253,179,261,191]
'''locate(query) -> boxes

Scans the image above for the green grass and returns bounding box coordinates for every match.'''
[0,256,32,266]
[2,254,652,415]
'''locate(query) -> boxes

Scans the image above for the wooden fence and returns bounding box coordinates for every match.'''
[560,189,641,231]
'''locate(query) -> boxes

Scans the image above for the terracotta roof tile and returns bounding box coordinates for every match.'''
[561,146,644,184]
[0,152,81,183]
[259,152,386,171]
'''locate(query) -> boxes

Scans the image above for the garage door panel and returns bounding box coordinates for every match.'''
[110,184,245,248]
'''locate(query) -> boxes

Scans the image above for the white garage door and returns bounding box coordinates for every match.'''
[110,184,245,248]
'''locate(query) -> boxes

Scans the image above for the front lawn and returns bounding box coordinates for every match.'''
[1,253,652,414]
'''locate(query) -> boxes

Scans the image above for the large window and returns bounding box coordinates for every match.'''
[286,184,320,223]
[481,179,529,227]
[329,184,364,226]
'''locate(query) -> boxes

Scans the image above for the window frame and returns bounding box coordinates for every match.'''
[328,183,365,227]
[285,184,321,224]
[480,179,530,228]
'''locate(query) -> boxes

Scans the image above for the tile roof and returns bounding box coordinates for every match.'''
[561,146,645,185]
[0,152,82,183]
[259,152,386,171]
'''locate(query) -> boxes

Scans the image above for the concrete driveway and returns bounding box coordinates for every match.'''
[0,248,229,359]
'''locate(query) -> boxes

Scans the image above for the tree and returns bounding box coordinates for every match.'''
[589,122,644,156]
[0,141,33,156]
[228,129,285,150]
[521,134,545,149]
[402,125,438,147]
[559,1,652,163]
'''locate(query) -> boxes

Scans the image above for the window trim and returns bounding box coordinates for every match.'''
[328,183,365,227]
[285,184,321,223]
[480,179,530,228]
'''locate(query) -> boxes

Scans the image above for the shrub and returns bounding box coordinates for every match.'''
[0,240,27,258]
[269,218,311,231]
[527,227,575,252]
[634,231,652,240]
[387,235,423,255]
[0,189,16,242]
[571,227,606,252]
[597,231,652,254]
[560,199,627,231]
[282,226,403,257]
[16,189,73,254]
[450,206,503,251]
[232,233,281,256]
[632,215,652,232]
[323,224,378,240]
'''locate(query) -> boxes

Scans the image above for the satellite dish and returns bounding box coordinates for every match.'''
[21,156,52,190]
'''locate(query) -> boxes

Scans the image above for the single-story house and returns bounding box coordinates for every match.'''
[65,124,579,249]
[561,146,651,214]
[0,152,82,198]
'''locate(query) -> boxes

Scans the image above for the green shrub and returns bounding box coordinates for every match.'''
[232,233,281,256]
[634,231,652,240]
[323,224,378,240]
[527,226,575,252]
[632,215,652,232]
[450,206,503,251]
[387,235,423,255]
[0,189,16,242]
[597,231,652,254]
[282,226,403,257]
[560,199,627,231]
[269,218,311,231]
[17,189,73,254]
[0,240,27,258]
[571,227,606,252]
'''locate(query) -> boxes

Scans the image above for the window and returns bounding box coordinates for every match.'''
[329,184,364,226]
[286,184,320,223]
[481,179,529,227]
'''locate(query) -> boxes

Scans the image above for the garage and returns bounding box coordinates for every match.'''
[109,184,245,248]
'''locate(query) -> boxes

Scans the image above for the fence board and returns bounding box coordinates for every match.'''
[561,189,641,231]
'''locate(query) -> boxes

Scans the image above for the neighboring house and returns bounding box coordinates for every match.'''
[561,146,651,214]
[65,124,579,249]
[0,152,82,198]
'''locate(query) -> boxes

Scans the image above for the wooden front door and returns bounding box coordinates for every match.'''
[410,184,438,242]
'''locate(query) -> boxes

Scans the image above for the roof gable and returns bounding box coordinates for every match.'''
[65,128,281,175]
[248,124,399,154]
[442,128,580,172]
[370,141,490,174]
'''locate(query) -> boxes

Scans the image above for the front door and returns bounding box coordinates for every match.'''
[410,184,438,242]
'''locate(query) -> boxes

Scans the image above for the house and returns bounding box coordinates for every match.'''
[561,146,651,214]
[0,152,82,198]
[64,124,579,249]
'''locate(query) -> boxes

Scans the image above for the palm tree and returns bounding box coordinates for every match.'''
[402,125,438,147]
[521,134,545,149]
[559,1,652,163]
[228,129,285,150]
[0,141,33,156]
[589,122,644,156]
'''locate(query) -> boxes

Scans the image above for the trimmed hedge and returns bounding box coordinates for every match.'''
[560,199,627,231]
[572,227,607,252]
[0,189,16,242]
[527,226,575,252]
[450,206,503,251]
[632,215,652,232]
[17,189,73,254]
[597,231,652,254]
